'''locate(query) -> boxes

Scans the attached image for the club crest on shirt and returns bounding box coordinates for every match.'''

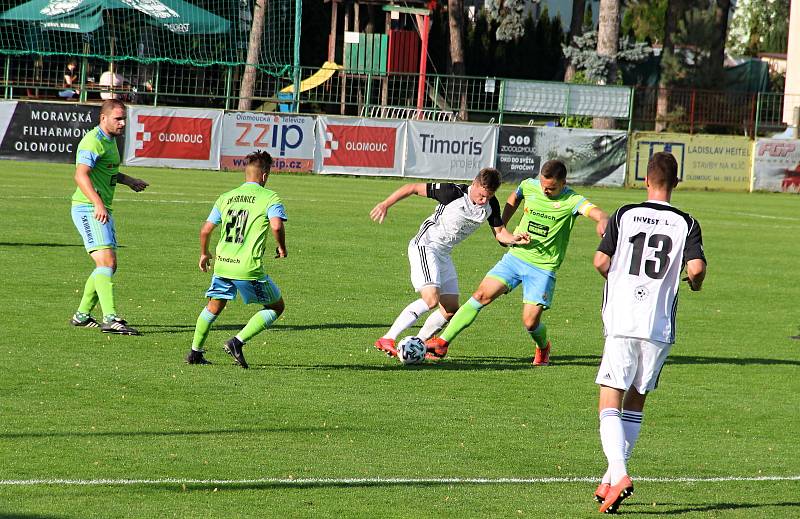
[634,285,649,301]
[553,202,561,208]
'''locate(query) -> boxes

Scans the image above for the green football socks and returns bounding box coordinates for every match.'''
[191,307,219,351]
[77,272,99,315]
[93,267,116,320]
[237,309,278,343]
[528,322,548,349]
[440,297,484,343]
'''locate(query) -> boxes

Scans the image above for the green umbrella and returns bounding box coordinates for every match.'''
[0,0,230,35]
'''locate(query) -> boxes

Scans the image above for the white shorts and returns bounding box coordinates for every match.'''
[595,335,673,394]
[407,242,458,295]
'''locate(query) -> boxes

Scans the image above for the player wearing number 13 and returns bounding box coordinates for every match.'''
[592,152,706,513]
[185,151,288,368]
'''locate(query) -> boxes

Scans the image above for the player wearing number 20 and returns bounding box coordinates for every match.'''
[185,150,288,368]
[591,152,707,513]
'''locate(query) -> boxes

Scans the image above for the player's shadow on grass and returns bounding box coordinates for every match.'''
[0,426,341,440]
[0,514,65,519]
[553,354,800,368]
[667,355,800,367]
[138,323,391,334]
[274,356,540,372]
[630,501,800,514]
[272,352,800,371]
[0,241,85,248]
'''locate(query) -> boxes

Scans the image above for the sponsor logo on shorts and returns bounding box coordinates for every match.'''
[80,214,93,239]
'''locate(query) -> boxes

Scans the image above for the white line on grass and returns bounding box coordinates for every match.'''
[0,195,210,204]
[699,209,800,222]
[2,476,799,487]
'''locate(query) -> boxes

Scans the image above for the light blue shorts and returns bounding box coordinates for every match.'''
[205,275,282,305]
[486,253,557,308]
[71,204,117,252]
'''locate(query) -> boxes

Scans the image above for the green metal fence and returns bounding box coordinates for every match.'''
[1,54,796,137]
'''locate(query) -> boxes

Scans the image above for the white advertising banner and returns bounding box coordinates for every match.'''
[404,120,496,180]
[752,139,800,192]
[221,112,316,172]
[124,106,223,169]
[315,116,406,176]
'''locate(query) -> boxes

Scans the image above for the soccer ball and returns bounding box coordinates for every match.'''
[397,336,427,365]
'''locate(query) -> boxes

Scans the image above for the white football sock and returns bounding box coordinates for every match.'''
[385,298,431,340]
[621,410,643,460]
[599,408,627,484]
[417,309,449,340]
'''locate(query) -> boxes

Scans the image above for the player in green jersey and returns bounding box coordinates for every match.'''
[185,150,287,368]
[70,99,149,335]
[426,160,608,364]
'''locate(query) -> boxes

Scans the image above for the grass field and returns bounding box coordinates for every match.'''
[1,161,799,518]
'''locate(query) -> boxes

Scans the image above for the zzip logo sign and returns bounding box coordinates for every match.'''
[133,115,212,160]
[322,124,396,168]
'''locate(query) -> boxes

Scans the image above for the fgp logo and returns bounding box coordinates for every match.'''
[323,124,396,168]
[634,141,685,182]
[134,115,212,160]
[758,142,797,157]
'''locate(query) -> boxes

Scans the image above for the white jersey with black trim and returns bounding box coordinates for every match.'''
[412,183,503,254]
[598,200,706,344]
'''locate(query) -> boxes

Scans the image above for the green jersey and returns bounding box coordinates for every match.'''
[210,183,286,280]
[510,178,596,271]
[71,127,121,209]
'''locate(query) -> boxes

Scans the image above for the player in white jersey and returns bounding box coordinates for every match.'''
[369,168,530,356]
[591,152,707,513]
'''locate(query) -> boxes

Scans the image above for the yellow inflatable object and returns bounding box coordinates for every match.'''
[280,62,342,94]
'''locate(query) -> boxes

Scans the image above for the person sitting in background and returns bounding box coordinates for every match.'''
[59,59,79,99]
[98,68,126,100]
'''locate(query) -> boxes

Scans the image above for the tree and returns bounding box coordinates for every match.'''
[584,2,595,30]
[238,0,267,111]
[620,0,667,43]
[727,0,790,56]
[709,0,731,85]
[564,0,587,81]
[464,9,564,80]
[662,3,723,89]
[448,0,466,75]
[448,0,467,118]
[485,0,529,41]
[594,0,621,128]
[562,30,652,83]
[655,0,683,131]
